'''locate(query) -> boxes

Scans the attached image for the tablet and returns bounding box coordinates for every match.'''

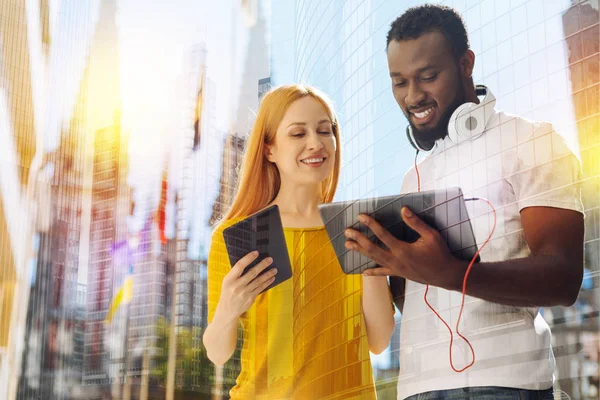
[318,187,480,274]
[222,205,292,292]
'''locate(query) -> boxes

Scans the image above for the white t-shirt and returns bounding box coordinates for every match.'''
[396,110,584,399]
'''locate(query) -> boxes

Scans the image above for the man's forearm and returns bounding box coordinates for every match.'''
[442,254,582,307]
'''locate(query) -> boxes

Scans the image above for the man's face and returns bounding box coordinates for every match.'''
[387,31,468,148]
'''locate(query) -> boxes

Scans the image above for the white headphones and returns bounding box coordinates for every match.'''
[406,85,496,151]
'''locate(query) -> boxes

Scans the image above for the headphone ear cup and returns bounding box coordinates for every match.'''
[448,86,496,144]
[448,102,486,144]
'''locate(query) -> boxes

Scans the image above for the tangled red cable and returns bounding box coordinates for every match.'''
[414,150,497,372]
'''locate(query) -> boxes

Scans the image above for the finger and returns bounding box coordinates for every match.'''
[362,266,395,277]
[231,250,260,277]
[401,207,436,239]
[253,275,276,294]
[239,256,273,286]
[357,214,401,250]
[344,230,390,267]
[248,268,277,293]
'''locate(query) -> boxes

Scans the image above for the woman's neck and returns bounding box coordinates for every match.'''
[269,183,324,228]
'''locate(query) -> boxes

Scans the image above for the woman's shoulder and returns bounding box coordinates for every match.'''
[211,216,246,236]
[209,217,251,251]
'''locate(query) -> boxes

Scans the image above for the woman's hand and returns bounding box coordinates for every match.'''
[215,251,278,323]
[205,250,277,366]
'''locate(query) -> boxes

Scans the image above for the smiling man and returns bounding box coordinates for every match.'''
[344,4,585,400]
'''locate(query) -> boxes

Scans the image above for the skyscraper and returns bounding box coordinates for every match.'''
[0,1,43,370]
[258,77,272,100]
[16,62,87,400]
[83,113,128,393]
[560,2,600,397]
[2,1,99,398]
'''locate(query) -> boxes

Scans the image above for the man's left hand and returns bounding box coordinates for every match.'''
[344,206,464,289]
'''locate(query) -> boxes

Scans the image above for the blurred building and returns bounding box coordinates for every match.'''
[83,114,129,393]
[1,1,99,398]
[0,0,43,376]
[16,69,87,400]
[209,135,246,227]
[163,41,224,396]
[72,283,87,395]
[258,77,272,100]
[80,0,128,395]
[557,2,600,398]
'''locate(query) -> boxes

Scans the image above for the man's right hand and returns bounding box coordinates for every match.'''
[215,251,277,322]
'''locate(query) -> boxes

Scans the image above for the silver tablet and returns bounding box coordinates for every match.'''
[318,188,480,274]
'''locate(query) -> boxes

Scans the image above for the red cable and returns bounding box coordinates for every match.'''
[414,150,421,192]
[414,155,497,372]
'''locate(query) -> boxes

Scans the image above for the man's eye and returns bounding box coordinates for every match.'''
[393,81,406,88]
[422,74,438,81]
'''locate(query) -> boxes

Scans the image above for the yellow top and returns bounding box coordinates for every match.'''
[207,222,377,400]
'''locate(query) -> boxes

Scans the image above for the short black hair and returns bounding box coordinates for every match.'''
[386,4,469,60]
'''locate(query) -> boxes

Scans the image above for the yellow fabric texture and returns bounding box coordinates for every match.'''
[207,221,376,400]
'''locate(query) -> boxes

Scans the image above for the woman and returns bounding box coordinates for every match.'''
[203,84,395,399]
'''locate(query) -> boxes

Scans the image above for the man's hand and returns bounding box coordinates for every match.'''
[346,205,584,307]
[344,206,463,289]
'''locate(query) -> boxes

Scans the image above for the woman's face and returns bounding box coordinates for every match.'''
[266,96,337,187]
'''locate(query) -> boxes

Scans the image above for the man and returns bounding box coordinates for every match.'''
[344,4,585,400]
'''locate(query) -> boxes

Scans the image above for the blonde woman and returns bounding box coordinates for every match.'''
[203,84,395,399]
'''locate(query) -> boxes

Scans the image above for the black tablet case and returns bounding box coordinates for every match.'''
[222,205,293,293]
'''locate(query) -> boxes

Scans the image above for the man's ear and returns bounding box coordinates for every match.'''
[459,49,475,79]
[264,144,275,162]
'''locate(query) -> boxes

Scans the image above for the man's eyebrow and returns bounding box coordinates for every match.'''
[390,65,437,78]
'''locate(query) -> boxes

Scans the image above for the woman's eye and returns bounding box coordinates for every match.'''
[318,131,332,135]
[291,132,305,137]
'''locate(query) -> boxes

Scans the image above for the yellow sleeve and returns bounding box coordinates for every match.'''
[207,224,233,324]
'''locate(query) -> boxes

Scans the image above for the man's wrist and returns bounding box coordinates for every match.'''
[442,257,469,292]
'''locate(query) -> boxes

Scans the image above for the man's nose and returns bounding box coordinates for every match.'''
[406,82,426,108]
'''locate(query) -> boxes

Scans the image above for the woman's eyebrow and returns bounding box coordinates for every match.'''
[287,119,331,128]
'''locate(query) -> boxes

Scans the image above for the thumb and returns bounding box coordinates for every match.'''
[401,207,435,238]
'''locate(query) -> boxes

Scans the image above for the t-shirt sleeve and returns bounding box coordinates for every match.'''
[506,122,584,214]
[207,224,233,324]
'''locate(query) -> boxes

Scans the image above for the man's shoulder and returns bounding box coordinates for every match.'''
[486,110,554,140]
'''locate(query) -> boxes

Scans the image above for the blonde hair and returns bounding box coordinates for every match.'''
[222,84,341,222]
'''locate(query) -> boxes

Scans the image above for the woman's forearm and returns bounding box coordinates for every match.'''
[361,275,395,354]
[203,307,239,366]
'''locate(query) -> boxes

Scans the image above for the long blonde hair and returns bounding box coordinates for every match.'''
[222,84,341,222]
